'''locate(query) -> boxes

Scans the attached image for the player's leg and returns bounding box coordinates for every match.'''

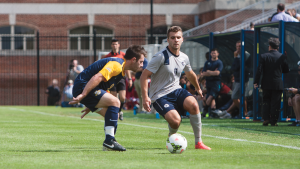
[94,93,126,151]
[116,78,126,120]
[152,97,181,136]
[180,90,211,150]
[292,94,300,125]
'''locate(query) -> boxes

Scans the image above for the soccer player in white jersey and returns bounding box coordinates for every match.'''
[140,26,211,150]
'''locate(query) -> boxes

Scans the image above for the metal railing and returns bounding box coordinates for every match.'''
[226,1,300,32]
[183,0,270,38]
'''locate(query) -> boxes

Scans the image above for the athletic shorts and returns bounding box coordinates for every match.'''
[206,81,221,99]
[73,81,107,112]
[231,82,249,100]
[110,77,126,92]
[152,88,192,117]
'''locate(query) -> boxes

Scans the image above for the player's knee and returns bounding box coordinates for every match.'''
[169,119,180,129]
[111,97,121,107]
[188,102,199,114]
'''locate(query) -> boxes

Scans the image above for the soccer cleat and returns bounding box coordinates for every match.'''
[103,138,126,151]
[119,111,124,121]
[195,142,211,150]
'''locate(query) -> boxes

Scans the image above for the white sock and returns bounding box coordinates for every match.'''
[189,113,202,144]
[104,126,115,138]
[168,124,178,136]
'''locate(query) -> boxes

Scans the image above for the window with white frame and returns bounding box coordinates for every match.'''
[69,26,113,50]
[0,25,35,50]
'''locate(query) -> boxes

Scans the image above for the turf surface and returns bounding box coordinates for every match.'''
[0,106,299,169]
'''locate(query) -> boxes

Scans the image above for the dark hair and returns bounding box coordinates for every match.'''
[250,22,254,27]
[277,3,285,11]
[167,26,182,38]
[111,39,118,43]
[268,37,280,49]
[205,52,209,60]
[236,40,241,44]
[124,45,147,60]
[211,48,219,53]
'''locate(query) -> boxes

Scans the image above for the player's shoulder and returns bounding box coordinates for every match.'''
[153,48,167,59]
[179,51,189,58]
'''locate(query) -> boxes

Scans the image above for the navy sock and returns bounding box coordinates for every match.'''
[119,101,125,113]
[104,106,119,141]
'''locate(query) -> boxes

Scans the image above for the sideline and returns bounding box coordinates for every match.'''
[5,107,300,151]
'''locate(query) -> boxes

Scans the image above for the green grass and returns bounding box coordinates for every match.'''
[0,106,300,169]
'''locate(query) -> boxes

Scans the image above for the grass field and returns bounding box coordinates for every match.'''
[0,106,300,169]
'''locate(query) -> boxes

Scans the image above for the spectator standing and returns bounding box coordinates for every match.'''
[218,40,249,118]
[69,59,84,82]
[46,79,60,106]
[102,39,132,120]
[254,37,289,126]
[271,3,299,22]
[202,48,223,116]
[250,22,254,30]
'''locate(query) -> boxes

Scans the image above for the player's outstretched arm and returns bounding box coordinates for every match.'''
[140,69,152,112]
[185,70,203,98]
[69,72,104,105]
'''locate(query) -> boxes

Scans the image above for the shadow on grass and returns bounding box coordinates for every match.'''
[11,147,101,153]
[126,147,165,150]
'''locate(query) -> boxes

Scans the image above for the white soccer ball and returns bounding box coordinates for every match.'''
[166,133,187,154]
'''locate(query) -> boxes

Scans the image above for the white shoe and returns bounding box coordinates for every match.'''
[217,110,227,117]
[220,113,231,119]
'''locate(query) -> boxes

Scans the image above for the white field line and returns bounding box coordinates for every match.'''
[4,107,300,151]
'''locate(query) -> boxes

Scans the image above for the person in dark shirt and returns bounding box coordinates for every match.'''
[254,37,289,126]
[69,45,145,151]
[202,48,223,115]
[46,79,60,106]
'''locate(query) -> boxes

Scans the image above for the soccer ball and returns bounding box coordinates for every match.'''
[166,133,187,154]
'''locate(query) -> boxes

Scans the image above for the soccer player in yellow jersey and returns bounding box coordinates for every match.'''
[69,45,145,151]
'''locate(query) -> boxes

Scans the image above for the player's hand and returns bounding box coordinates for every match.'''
[80,107,91,119]
[234,51,238,58]
[69,94,85,105]
[254,83,258,89]
[196,89,203,98]
[143,96,152,112]
[288,97,293,106]
[128,79,133,88]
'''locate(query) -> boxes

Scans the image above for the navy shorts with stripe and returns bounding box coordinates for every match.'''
[73,80,107,112]
[152,88,192,117]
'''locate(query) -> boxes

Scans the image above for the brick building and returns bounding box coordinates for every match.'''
[0,0,297,105]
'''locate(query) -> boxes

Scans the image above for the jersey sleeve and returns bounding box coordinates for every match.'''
[217,60,223,72]
[145,54,164,74]
[99,61,122,81]
[183,57,192,72]
[202,61,208,72]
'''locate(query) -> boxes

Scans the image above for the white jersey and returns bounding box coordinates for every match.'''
[146,47,192,102]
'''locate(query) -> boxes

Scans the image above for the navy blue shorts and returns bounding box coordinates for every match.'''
[206,81,221,99]
[152,88,192,117]
[73,81,107,112]
[110,77,126,92]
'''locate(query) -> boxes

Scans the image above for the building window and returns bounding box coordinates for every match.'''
[0,25,35,50]
[69,26,113,50]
